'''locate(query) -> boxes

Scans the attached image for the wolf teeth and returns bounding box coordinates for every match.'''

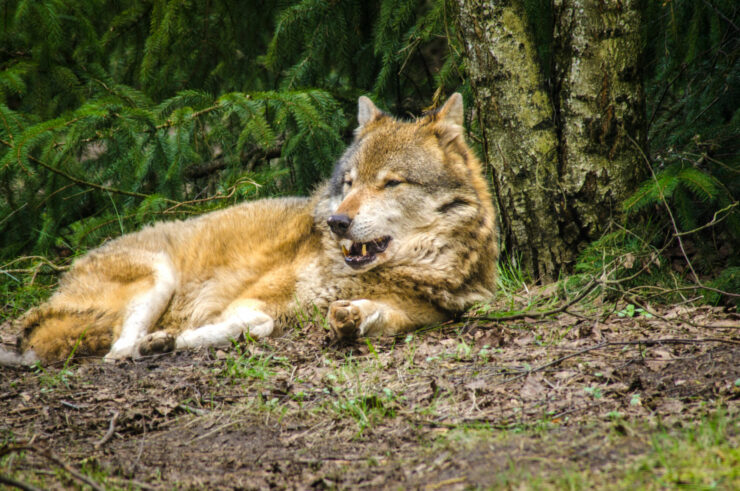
[341,245,349,256]
[362,243,367,256]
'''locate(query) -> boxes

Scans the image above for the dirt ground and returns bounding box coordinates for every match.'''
[1,296,738,489]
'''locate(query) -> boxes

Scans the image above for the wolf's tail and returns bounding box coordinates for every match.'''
[0,305,120,366]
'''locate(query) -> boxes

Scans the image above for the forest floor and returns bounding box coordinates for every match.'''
[1,288,739,490]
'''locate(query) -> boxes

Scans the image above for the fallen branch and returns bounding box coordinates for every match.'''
[163,177,255,213]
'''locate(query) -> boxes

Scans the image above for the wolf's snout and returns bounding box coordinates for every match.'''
[328,214,352,236]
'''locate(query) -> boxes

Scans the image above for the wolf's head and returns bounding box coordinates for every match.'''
[316,94,496,286]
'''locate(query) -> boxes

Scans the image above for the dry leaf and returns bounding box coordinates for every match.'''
[514,334,534,347]
[520,375,546,400]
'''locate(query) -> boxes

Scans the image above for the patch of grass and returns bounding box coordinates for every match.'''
[423,410,738,489]
[497,253,530,295]
[402,333,420,367]
[0,445,114,491]
[0,276,55,323]
[619,411,740,489]
[294,301,328,332]
[476,262,589,322]
[329,389,397,437]
[77,456,113,486]
[318,352,400,437]
[221,340,289,381]
[35,364,75,391]
[583,385,604,400]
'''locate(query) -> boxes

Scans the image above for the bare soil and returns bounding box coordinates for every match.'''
[1,299,738,489]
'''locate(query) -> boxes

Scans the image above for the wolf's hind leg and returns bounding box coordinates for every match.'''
[172,299,274,350]
[329,299,446,340]
[104,255,177,361]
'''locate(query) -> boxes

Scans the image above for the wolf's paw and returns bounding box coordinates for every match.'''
[135,331,176,357]
[103,344,135,363]
[329,300,363,340]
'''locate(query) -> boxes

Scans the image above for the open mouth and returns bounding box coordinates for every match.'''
[340,236,392,268]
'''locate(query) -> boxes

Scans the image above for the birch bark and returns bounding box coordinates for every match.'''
[456,0,645,280]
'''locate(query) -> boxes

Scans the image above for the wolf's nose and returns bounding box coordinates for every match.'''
[328,214,352,236]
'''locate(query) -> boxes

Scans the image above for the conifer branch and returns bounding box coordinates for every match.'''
[0,138,178,204]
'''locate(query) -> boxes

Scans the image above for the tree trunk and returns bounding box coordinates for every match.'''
[456,0,645,281]
[455,0,568,281]
[553,0,646,254]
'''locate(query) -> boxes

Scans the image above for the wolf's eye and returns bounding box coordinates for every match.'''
[344,179,353,188]
[384,179,402,188]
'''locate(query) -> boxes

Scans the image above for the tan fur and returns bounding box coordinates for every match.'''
[6,94,499,365]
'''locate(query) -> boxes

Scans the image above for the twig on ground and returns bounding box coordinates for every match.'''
[1,256,68,272]
[60,400,81,410]
[699,322,740,329]
[187,420,239,444]
[162,177,258,213]
[426,476,467,490]
[470,279,599,322]
[499,337,740,386]
[94,411,120,449]
[1,256,69,284]
[497,342,609,386]
[0,475,43,491]
[0,444,104,491]
[629,296,740,330]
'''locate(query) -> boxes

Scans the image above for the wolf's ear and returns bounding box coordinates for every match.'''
[436,93,464,127]
[357,96,383,128]
[432,93,464,146]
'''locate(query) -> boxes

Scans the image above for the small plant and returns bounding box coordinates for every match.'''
[222,341,288,381]
[293,300,331,333]
[617,304,654,319]
[455,340,473,361]
[365,338,380,362]
[404,334,419,367]
[329,388,397,437]
[583,386,603,399]
[496,253,529,296]
[478,344,491,364]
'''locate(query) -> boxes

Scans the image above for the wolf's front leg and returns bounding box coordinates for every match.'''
[328,299,445,340]
[104,255,177,361]
[135,299,275,356]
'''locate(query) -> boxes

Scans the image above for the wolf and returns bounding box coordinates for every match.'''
[0,93,498,366]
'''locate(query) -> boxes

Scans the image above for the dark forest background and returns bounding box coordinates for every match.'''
[1,0,737,315]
